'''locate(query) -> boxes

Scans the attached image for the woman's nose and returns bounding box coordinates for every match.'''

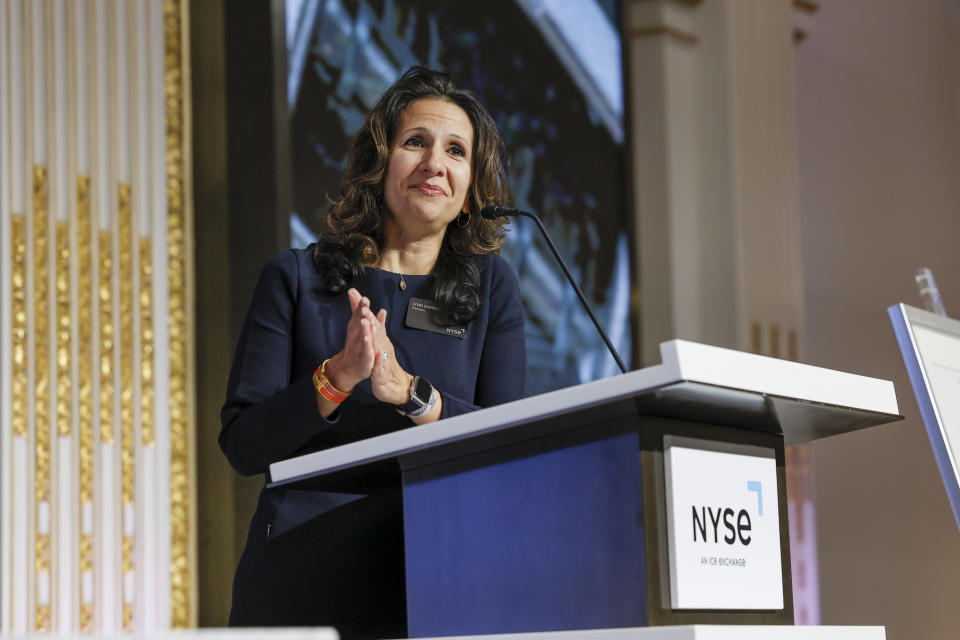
[419,145,444,174]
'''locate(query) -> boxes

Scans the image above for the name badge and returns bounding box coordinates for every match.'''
[405,297,467,339]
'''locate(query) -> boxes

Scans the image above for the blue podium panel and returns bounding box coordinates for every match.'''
[403,430,648,637]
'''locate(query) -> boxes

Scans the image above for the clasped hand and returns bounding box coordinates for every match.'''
[325,288,413,406]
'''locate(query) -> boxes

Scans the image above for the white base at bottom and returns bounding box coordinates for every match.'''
[0,626,885,640]
[0,629,339,640]
[417,626,884,640]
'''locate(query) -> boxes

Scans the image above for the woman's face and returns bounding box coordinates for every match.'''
[383,97,474,237]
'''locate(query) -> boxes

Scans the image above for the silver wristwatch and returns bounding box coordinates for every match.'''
[396,376,437,418]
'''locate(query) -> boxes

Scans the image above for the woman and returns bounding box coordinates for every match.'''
[220,67,528,638]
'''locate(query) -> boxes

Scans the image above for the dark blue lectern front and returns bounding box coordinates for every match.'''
[404,431,647,636]
[268,340,901,637]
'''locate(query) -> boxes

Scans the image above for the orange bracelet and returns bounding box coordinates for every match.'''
[313,359,351,404]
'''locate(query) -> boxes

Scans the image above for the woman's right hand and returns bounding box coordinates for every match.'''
[324,288,377,393]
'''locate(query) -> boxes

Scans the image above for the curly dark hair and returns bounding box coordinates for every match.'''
[308,66,509,325]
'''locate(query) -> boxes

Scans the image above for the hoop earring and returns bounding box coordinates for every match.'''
[457,211,471,228]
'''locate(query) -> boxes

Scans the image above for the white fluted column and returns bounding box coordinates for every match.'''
[0,0,194,632]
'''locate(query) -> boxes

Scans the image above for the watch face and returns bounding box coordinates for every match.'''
[413,377,433,405]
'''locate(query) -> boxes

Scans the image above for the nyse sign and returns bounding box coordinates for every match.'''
[663,437,784,610]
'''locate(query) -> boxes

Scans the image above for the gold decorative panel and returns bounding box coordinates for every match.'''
[76,185,93,493]
[80,603,94,633]
[3,0,193,631]
[166,0,193,627]
[119,183,136,630]
[140,238,155,446]
[56,220,72,437]
[35,604,51,634]
[34,165,52,632]
[11,214,28,438]
[79,532,94,631]
[77,176,95,631]
[99,230,115,445]
[119,183,135,506]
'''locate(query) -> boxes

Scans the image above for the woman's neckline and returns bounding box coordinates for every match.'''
[365,265,432,278]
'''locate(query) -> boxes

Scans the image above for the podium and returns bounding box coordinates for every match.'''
[268,340,901,637]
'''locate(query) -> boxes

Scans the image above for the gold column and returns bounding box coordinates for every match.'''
[99,228,114,446]
[11,213,28,440]
[33,165,52,632]
[56,219,71,438]
[76,175,95,631]
[118,183,135,630]
[140,237,154,447]
[165,0,193,627]
[11,210,29,631]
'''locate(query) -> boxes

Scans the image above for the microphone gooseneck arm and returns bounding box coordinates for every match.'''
[481,206,628,374]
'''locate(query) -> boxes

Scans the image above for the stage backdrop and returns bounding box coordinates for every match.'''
[0,0,195,633]
[285,0,634,392]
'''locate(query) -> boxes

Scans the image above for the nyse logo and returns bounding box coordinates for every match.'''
[665,443,784,609]
[691,480,764,546]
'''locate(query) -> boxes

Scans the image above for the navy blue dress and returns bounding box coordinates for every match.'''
[221,248,527,637]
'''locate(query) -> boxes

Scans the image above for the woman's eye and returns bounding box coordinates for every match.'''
[449,145,465,157]
[404,136,422,147]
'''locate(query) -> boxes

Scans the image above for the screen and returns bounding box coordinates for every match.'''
[911,324,960,477]
[890,303,960,533]
[285,0,632,394]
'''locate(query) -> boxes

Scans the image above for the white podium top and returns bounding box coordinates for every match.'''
[661,341,896,414]
[269,340,900,486]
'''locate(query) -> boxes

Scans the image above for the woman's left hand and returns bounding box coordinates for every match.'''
[369,309,414,406]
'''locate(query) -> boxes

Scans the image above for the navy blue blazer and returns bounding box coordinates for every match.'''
[221,248,527,636]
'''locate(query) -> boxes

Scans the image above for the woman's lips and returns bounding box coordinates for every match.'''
[412,183,445,196]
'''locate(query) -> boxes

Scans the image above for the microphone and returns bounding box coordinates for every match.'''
[481,206,628,374]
